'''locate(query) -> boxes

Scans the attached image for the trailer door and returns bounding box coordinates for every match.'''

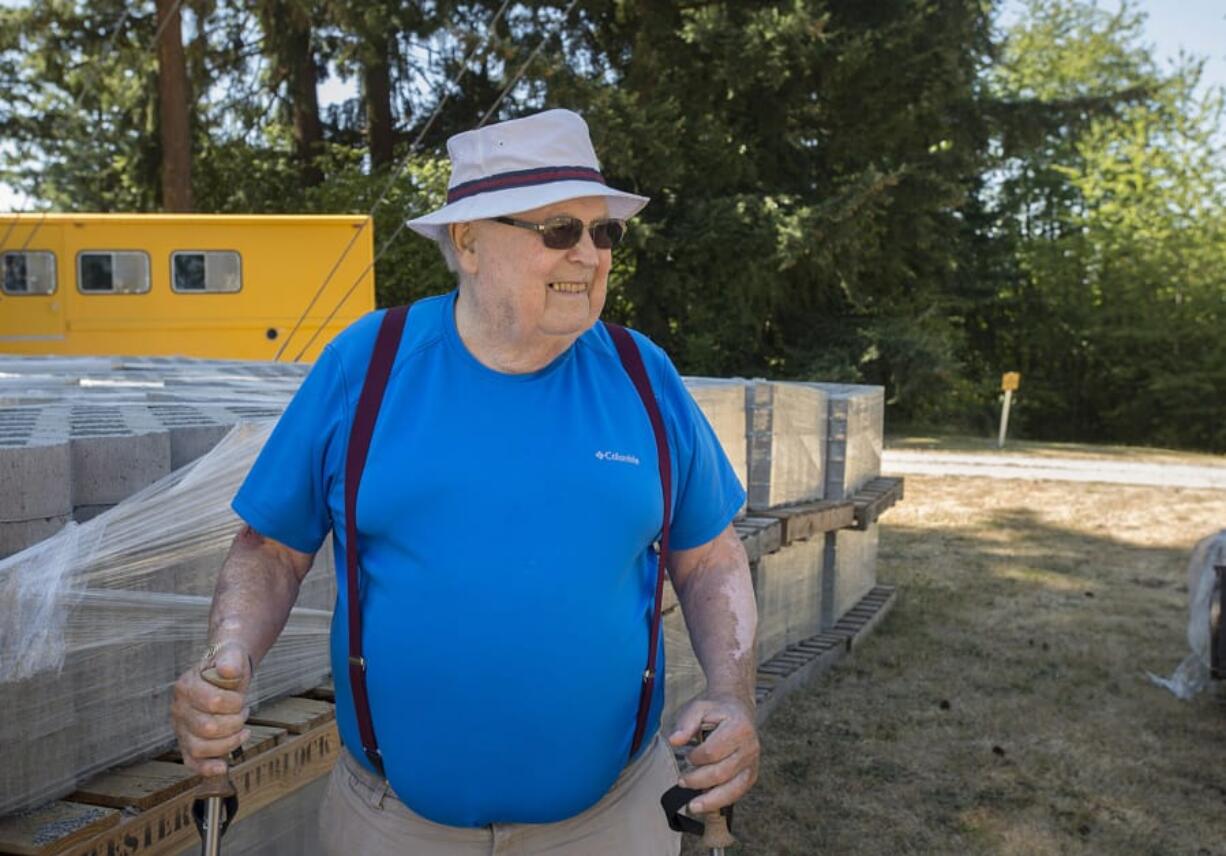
[0,224,66,352]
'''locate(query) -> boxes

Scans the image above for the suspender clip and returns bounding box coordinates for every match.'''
[349,655,367,670]
[364,747,385,778]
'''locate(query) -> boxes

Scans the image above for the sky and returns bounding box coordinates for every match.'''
[1,0,1223,211]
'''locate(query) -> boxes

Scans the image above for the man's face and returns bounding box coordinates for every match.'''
[456,196,612,345]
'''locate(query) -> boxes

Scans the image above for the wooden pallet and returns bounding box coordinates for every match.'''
[851,477,905,531]
[756,500,855,544]
[753,585,898,723]
[0,690,338,856]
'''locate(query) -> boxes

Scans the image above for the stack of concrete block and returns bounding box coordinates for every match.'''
[0,398,310,557]
[0,408,72,556]
[745,381,827,511]
[683,378,749,500]
[753,539,825,662]
[67,404,173,522]
[805,383,885,627]
[663,605,703,726]
[0,427,334,816]
[0,358,337,817]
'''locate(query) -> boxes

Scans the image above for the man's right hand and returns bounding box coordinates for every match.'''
[171,641,252,777]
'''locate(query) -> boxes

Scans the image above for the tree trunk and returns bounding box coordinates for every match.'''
[364,32,394,170]
[259,0,323,187]
[288,21,324,187]
[156,0,193,211]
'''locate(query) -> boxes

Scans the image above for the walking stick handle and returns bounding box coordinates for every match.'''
[197,667,243,798]
[698,724,737,851]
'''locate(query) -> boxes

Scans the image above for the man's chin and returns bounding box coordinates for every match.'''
[539,297,602,337]
[538,311,599,338]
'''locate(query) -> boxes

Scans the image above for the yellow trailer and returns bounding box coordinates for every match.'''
[0,213,377,361]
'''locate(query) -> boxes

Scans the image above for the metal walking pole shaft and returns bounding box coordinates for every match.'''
[195,666,243,856]
[697,724,736,855]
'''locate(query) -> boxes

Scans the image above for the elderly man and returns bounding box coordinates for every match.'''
[171,108,759,854]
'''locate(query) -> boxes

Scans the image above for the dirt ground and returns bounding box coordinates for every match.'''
[684,474,1226,855]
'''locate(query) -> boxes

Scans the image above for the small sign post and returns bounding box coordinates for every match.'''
[998,372,1020,448]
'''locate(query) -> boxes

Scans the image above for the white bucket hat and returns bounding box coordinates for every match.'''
[406,109,649,242]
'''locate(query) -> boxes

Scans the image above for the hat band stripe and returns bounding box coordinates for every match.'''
[446,166,607,204]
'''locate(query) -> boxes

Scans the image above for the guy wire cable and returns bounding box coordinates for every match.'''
[1,0,186,256]
[287,0,582,364]
[272,0,515,362]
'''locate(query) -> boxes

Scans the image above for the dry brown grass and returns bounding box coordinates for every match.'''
[685,475,1226,856]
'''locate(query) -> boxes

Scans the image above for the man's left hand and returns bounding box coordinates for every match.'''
[667,694,760,813]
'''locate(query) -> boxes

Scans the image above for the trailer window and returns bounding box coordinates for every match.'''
[2,251,57,295]
[171,251,242,293]
[78,252,151,294]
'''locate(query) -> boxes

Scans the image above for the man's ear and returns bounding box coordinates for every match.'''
[450,222,479,274]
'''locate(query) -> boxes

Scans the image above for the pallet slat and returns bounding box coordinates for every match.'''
[248,697,334,734]
[851,476,904,530]
[0,802,119,856]
[753,586,898,724]
[69,762,198,811]
[758,500,855,545]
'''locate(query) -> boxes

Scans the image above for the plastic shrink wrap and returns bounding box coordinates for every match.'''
[746,382,826,510]
[1150,530,1226,700]
[0,421,334,816]
[683,378,749,504]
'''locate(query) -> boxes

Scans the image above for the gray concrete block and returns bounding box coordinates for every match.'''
[821,523,880,628]
[746,382,826,510]
[684,378,748,501]
[0,668,78,814]
[71,504,115,523]
[169,421,236,469]
[0,514,71,558]
[663,607,703,727]
[754,540,824,663]
[804,383,884,500]
[297,535,336,612]
[69,407,171,505]
[0,435,72,521]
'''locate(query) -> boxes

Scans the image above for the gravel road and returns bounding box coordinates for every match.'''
[882,449,1226,490]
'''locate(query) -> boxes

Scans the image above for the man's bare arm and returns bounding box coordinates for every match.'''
[207,524,315,665]
[668,525,757,705]
[666,524,760,813]
[171,525,315,775]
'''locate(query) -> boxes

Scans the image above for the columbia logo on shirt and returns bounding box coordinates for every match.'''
[595,450,641,466]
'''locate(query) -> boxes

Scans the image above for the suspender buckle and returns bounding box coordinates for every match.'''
[643,668,655,682]
[349,655,367,671]
[364,747,385,777]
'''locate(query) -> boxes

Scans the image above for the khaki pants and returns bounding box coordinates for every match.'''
[319,735,682,855]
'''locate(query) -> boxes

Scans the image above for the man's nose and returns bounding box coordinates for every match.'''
[565,226,601,266]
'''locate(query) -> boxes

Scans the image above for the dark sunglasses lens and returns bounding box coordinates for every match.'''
[591,220,625,249]
[542,218,584,250]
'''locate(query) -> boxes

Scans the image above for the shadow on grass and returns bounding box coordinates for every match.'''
[697,486,1226,856]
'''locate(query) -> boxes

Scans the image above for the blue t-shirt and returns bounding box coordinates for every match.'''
[232,291,744,827]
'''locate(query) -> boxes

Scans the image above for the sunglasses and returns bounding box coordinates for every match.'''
[491,215,627,250]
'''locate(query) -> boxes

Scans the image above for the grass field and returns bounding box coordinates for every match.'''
[684,471,1226,855]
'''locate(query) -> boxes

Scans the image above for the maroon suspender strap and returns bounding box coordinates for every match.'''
[605,322,672,760]
[344,304,409,776]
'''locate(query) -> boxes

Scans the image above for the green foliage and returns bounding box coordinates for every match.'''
[981,0,1226,450]
[1,0,1223,449]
